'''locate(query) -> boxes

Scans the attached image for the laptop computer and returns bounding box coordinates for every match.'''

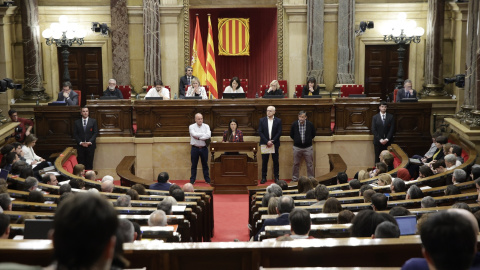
[394,215,417,235]
[184,96,202,100]
[399,98,418,103]
[304,95,324,98]
[262,95,284,99]
[48,101,67,106]
[99,96,120,100]
[222,92,246,99]
[0,169,9,180]
[24,219,54,239]
[349,94,366,98]
[145,97,163,100]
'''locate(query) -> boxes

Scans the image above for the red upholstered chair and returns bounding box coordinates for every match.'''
[295,85,304,98]
[73,90,81,105]
[117,85,132,99]
[222,79,230,92]
[340,85,364,97]
[393,89,399,102]
[259,85,269,97]
[240,79,248,95]
[146,86,154,92]
[278,80,288,95]
[164,86,171,93]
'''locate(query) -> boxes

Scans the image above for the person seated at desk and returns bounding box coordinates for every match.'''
[301,77,321,97]
[222,119,244,143]
[57,81,78,106]
[396,79,417,102]
[186,77,208,99]
[103,78,124,99]
[264,80,283,96]
[145,79,170,100]
[223,77,244,94]
[22,134,45,165]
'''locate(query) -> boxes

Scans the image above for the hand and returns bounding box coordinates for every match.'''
[309,87,314,92]
[267,88,273,92]
[267,140,273,147]
[421,157,427,163]
[25,130,30,136]
[40,158,45,162]
[63,91,69,98]
[32,160,38,165]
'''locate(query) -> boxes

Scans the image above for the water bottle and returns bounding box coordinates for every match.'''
[36,100,39,106]
[174,93,177,100]
[136,94,139,100]
[91,93,94,100]
[386,96,390,103]
[255,92,259,99]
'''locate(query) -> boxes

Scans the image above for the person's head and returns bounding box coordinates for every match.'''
[171,189,185,202]
[0,178,6,194]
[359,184,373,196]
[12,142,22,156]
[148,210,167,226]
[24,176,38,191]
[169,184,181,195]
[185,66,193,76]
[154,79,164,90]
[10,160,27,175]
[389,206,411,216]
[444,154,456,168]
[0,193,12,211]
[5,152,18,165]
[309,177,318,188]
[267,197,279,215]
[228,118,238,134]
[116,195,131,207]
[19,166,34,179]
[363,189,376,203]
[101,180,115,193]
[432,159,447,174]
[117,219,135,243]
[421,196,437,208]
[59,184,71,195]
[24,134,38,148]
[420,210,477,270]
[157,199,173,215]
[8,109,18,122]
[451,202,471,212]
[298,110,307,125]
[42,173,58,186]
[85,170,97,180]
[131,184,146,195]
[453,169,467,184]
[419,165,434,178]
[289,208,311,236]
[371,193,388,211]
[434,135,448,148]
[337,210,355,224]
[132,221,142,241]
[314,184,329,202]
[403,79,412,90]
[157,172,169,183]
[126,189,139,201]
[276,180,288,190]
[336,172,348,185]
[266,106,276,118]
[0,213,10,238]
[377,173,392,186]
[350,209,387,237]
[396,168,411,181]
[379,101,387,114]
[443,143,452,155]
[349,179,361,189]
[229,77,240,89]
[62,81,72,93]
[191,77,200,88]
[266,183,282,197]
[357,170,369,181]
[261,192,276,208]
[269,80,280,90]
[406,185,424,200]
[73,164,85,177]
[305,189,315,199]
[277,196,295,214]
[108,78,117,90]
[451,144,463,157]
[27,190,45,203]
[194,113,203,126]
[471,166,480,181]
[374,221,400,239]
[306,77,316,88]
[445,184,461,196]
[102,175,114,183]
[322,197,342,213]
[53,193,118,269]
[298,176,313,193]
[375,162,388,174]
[69,178,85,190]
[81,107,89,119]
[182,183,194,192]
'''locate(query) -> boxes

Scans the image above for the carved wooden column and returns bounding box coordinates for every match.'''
[19,0,48,101]
[143,0,162,85]
[306,0,325,88]
[111,0,130,85]
[422,0,446,97]
[335,0,355,85]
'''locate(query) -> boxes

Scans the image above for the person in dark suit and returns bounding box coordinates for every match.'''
[57,81,79,106]
[372,101,394,164]
[73,107,98,170]
[290,110,316,181]
[255,196,294,241]
[258,106,282,184]
[263,80,284,96]
[179,66,196,99]
[102,78,123,99]
[301,77,321,97]
[396,79,417,102]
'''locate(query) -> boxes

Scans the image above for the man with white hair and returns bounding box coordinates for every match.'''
[117,219,136,243]
[452,169,467,184]
[102,175,114,183]
[182,183,194,192]
[148,210,167,226]
[116,195,131,207]
[258,106,282,184]
[444,154,458,171]
[101,180,114,193]
[102,78,123,99]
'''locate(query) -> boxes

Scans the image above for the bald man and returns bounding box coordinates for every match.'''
[258,106,282,184]
[189,113,211,185]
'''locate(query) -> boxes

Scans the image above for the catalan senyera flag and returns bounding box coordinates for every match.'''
[192,15,206,85]
[206,15,218,99]
[218,18,250,56]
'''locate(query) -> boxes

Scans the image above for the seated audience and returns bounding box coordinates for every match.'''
[101,180,114,193]
[417,165,434,180]
[27,190,45,203]
[389,206,411,216]
[131,184,146,195]
[0,193,12,211]
[59,184,72,195]
[359,184,373,196]
[429,135,448,162]
[0,179,6,194]
[10,160,27,176]
[305,190,315,199]
[336,172,348,185]
[267,197,279,215]
[298,176,313,193]
[357,170,369,181]
[3,152,18,171]
[451,144,464,164]
[22,134,46,165]
[149,172,172,191]
[101,175,114,183]
[417,131,442,163]
[266,183,283,197]
[117,219,136,244]
[337,210,355,224]
[11,142,25,162]
[157,199,173,215]
[371,193,388,211]
[42,173,58,186]
[262,192,276,208]
[309,177,319,188]
[406,185,424,200]
[126,189,139,201]
[103,78,124,98]
[452,202,471,212]
[19,166,34,179]
[390,178,406,193]
[380,151,395,171]
[471,165,480,181]
[377,173,392,186]
[255,196,294,241]
[442,143,452,157]
[286,208,313,240]
[223,77,244,94]
[370,162,388,178]
[276,180,289,190]
[445,184,461,196]
[171,189,185,202]
[73,164,85,177]
[396,168,411,181]
[373,221,400,239]
[116,195,131,207]
[0,213,10,239]
[444,154,458,170]
[148,210,167,226]
[132,221,142,241]
[57,192,73,206]
[169,184,181,196]
[186,77,208,99]
[452,169,467,184]
[431,159,446,174]
[24,176,38,191]
[363,189,376,203]
[182,183,194,192]
[349,179,361,189]
[421,196,437,208]
[85,170,97,181]
[69,178,85,190]
[322,197,342,213]
[312,184,329,206]
[350,209,391,237]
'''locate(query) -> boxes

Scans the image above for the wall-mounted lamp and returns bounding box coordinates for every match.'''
[355,21,374,36]
[91,22,110,36]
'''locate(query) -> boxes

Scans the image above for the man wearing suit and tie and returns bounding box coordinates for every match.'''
[73,107,98,170]
[396,79,417,102]
[258,106,282,184]
[372,101,395,164]
[179,66,196,99]
[57,81,79,106]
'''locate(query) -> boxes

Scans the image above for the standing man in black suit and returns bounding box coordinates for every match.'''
[73,107,98,170]
[396,79,417,102]
[290,110,316,181]
[179,66,196,99]
[259,106,282,184]
[372,101,394,163]
[57,81,79,106]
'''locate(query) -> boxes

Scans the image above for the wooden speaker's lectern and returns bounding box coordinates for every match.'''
[209,142,258,194]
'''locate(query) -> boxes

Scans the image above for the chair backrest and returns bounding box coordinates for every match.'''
[259,85,269,97]
[117,85,132,100]
[73,90,81,105]
[295,85,304,98]
[222,79,230,91]
[223,78,249,95]
[394,89,399,102]
[340,85,364,97]
[164,86,171,93]
[278,80,288,96]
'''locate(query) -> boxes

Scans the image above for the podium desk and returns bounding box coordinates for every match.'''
[209,142,258,194]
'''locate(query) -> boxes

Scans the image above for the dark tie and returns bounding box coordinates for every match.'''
[382,114,385,124]
[83,119,87,131]
[406,91,409,98]
[188,77,191,85]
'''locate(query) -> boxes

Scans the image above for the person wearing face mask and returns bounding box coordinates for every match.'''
[102,78,124,99]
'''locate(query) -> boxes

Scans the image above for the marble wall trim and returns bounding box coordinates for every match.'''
[423,0,445,95]
[336,0,355,85]
[306,0,324,84]
[111,0,130,85]
[464,0,479,107]
[143,0,162,84]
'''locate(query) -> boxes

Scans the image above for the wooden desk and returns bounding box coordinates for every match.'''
[86,99,133,137]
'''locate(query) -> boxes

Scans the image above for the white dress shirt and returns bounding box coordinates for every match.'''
[189,123,211,146]
[22,145,41,165]
[223,86,244,94]
[267,117,274,140]
[145,87,170,99]
[186,86,208,100]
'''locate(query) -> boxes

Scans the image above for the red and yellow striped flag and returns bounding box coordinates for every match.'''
[206,15,218,99]
[192,15,206,85]
[218,18,250,56]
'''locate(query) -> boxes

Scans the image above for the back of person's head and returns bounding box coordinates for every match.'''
[322,197,342,213]
[1,144,13,155]
[11,160,27,175]
[101,175,114,183]
[337,210,355,224]
[376,162,388,174]
[277,196,295,214]
[336,172,348,184]
[157,199,173,215]
[53,193,118,269]
[289,208,311,236]
[363,189,376,203]
[41,173,51,184]
[131,184,146,195]
[157,172,169,183]
[24,176,38,191]
[267,197,279,215]
[314,184,329,201]
[298,176,313,193]
[126,189,139,201]
[377,173,392,186]
[72,164,85,176]
[420,211,476,270]
[148,210,167,226]
[407,185,424,199]
[444,154,456,166]
[396,168,411,181]
[57,192,73,207]
[19,167,34,180]
[305,189,315,199]
[349,179,361,189]
[419,165,434,178]
[171,189,185,202]
[383,153,394,168]
[435,135,448,145]
[5,152,17,165]
[445,184,461,196]
[359,184,373,196]
[374,221,400,238]
[85,170,97,180]
[162,196,178,206]
[432,159,446,170]
[266,183,282,197]
[101,180,114,193]
[0,213,10,238]
[69,178,85,189]
[27,190,45,203]
[182,183,194,192]
[371,193,388,211]
[309,177,319,188]
[452,202,471,212]
[0,193,11,211]
[0,178,6,194]
[117,219,135,243]
[276,180,288,190]
[451,144,463,157]
[59,183,72,195]
[116,195,131,207]
[389,206,411,216]
[168,184,181,195]
[350,210,385,237]
[262,192,276,207]
[357,170,369,181]
[472,166,480,180]
[132,221,142,241]
[421,196,437,208]
[453,169,467,183]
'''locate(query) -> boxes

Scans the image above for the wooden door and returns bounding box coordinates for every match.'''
[364,45,409,101]
[58,47,103,106]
